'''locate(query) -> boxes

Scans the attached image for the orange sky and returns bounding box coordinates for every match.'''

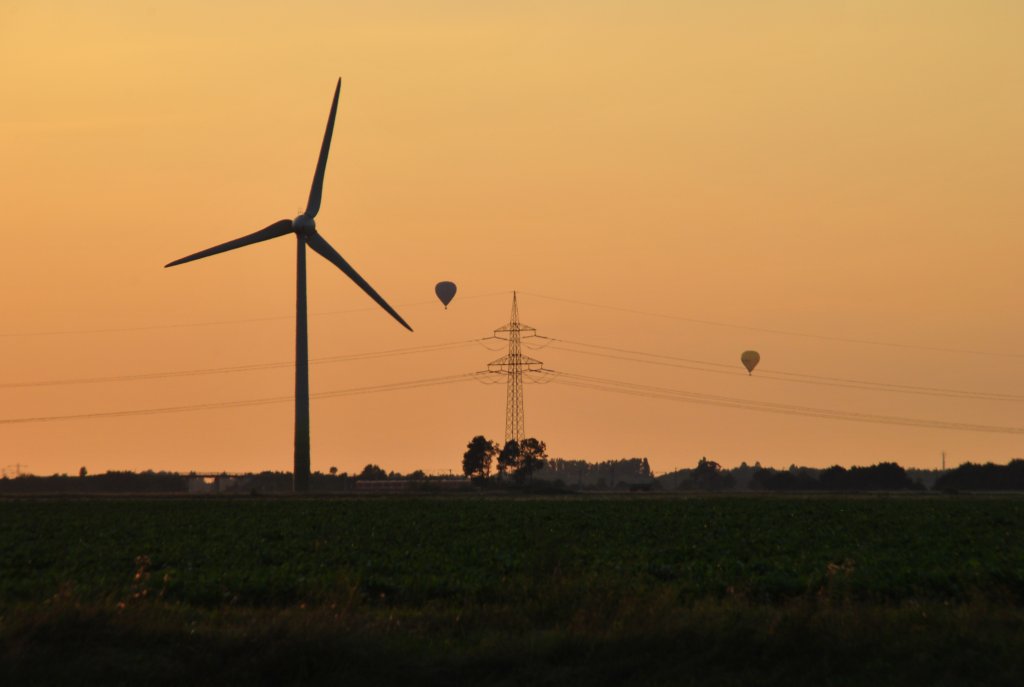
[2,1,1023,476]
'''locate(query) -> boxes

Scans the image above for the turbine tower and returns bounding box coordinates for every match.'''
[488,292,543,444]
[165,79,412,493]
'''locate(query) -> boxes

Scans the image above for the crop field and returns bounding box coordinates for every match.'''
[2,495,1024,685]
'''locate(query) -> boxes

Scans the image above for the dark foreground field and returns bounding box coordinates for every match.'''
[2,495,1023,686]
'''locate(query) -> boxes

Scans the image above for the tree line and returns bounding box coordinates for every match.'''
[3,456,1023,494]
[0,467,465,494]
[657,458,1024,492]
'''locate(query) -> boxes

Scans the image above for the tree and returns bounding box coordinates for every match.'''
[357,464,387,481]
[819,465,849,490]
[329,466,338,476]
[462,435,497,479]
[680,457,734,491]
[848,462,915,490]
[497,440,521,479]
[516,438,548,483]
[79,466,88,478]
[935,459,1024,491]
[750,467,816,491]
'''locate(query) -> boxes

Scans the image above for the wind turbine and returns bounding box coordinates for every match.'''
[165,78,412,493]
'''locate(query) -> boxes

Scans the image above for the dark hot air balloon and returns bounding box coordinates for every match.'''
[435,281,457,309]
[741,350,760,375]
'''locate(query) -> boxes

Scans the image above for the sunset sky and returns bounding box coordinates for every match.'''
[2,1,1022,476]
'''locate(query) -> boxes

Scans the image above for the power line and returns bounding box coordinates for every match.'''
[6,285,1014,363]
[0,373,481,425]
[519,291,1024,359]
[550,370,1024,435]
[6,292,1021,441]
[5,357,1021,439]
[540,337,1024,403]
[0,291,512,338]
[0,340,481,389]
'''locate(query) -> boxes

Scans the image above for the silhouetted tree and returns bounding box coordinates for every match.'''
[497,440,521,479]
[858,462,912,490]
[329,466,338,476]
[679,457,735,491]
[543,457,654,489]
[357,464,388,481]
[462,435,498,479]
[516,438,548,483]
[819,465,849,490]
[750,467,817,491]
[821,462,916,491]
[79,466,87,478]
[934,459,1024,491]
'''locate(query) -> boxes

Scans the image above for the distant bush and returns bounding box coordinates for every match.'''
[677,458,735,491]
[935,459,1024,491]
[749,462,919,492]
[750,468,818,491]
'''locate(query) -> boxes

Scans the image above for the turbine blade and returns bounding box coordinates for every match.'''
[304,78,341,219]
[165,219,294,268]
[306,230,413,331]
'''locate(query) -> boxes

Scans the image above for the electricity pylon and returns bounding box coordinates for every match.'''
[2,463,27,478]
[487,292,544,444]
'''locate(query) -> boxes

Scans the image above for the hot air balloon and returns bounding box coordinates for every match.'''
[435,281,457,309]
[740,350,760,375]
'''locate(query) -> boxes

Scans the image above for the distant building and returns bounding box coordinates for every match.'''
[187,474,249,494]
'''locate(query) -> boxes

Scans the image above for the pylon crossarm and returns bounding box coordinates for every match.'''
[494,324,536,336]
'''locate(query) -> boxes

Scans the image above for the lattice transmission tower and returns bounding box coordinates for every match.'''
[487,292,545,445]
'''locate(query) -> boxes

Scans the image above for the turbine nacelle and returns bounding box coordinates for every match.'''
[292,214,316,235]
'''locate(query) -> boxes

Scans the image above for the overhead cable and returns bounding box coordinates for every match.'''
[540,337,1024,403]
[0,373,481,425]
[519,291,1022,359]
[0,340,481,389]
[550,371,1024,435]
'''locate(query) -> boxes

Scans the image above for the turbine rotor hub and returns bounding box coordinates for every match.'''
[293,214,316,235]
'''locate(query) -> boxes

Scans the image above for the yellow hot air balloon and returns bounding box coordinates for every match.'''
[741,350,760,375]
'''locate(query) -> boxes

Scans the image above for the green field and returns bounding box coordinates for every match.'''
[2,495,1024,685]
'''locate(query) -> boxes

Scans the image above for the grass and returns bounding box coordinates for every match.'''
[2,495,1023,685]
